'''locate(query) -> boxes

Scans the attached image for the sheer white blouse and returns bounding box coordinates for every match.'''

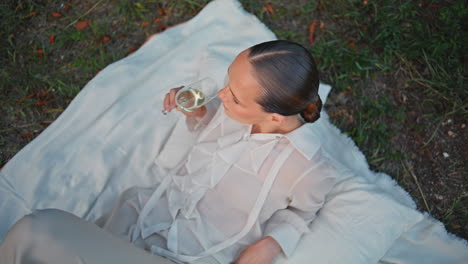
[104,100,338,264]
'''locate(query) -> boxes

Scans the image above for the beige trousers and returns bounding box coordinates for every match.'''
[0,209,175,264]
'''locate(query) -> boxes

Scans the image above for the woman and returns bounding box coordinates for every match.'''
[0,40,338,264]
[97,40,338,264]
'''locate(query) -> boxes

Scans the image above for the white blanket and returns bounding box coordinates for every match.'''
[1,0,466,263]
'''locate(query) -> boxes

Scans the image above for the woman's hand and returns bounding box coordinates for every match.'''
[232,236,282,264]
[163,86,206,118]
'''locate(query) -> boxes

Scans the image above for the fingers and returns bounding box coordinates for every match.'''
[163,92,170,113]
[168,88,177,111]
[162,86,183,113]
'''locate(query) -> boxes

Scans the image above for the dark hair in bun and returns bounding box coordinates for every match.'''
[247,40,322,123]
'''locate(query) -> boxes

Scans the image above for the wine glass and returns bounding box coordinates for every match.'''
[163,77,218,114]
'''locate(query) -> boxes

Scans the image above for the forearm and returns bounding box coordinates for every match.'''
[233,236,282,264]
[262,236,283,258]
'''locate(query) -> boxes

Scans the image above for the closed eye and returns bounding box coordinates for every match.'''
[227,67,242,105]
[229,87,240,104]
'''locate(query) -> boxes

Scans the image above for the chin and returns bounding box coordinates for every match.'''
[224,107,235,120]
[222,104,252,125]
[224,107,240,122]
[227,113,251,125]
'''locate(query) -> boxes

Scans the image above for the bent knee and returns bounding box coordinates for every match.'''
[28,208,71,227]
[31,208,70,220]
[1,212,40,248]
[6,209,68,239]
[0,209,77,259]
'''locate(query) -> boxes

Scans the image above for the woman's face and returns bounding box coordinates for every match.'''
[218,50,270,124]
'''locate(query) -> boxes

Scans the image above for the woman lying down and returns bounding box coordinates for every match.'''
[0,40,339,264]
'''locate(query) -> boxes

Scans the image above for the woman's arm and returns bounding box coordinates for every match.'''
[258,160,338,261]
[233,236,282,264]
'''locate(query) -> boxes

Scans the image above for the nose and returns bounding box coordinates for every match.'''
[218,87,227,101]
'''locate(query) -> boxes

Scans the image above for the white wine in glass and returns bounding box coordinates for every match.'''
[176,88,206,112]
[175,77,218,112]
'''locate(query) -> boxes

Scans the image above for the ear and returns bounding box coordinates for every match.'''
[271,113,286,125]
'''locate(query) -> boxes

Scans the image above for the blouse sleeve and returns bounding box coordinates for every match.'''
[154,98,220,170]
[264,161,337,258]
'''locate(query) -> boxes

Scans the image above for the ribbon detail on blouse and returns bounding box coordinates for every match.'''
[130,106,294,262]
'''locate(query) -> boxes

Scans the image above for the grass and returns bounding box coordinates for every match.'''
[0,0,466,238]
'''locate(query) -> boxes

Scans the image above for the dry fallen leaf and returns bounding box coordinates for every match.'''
[20,132,34,139]
[49,35,55,43]
[126,46,137,56]
[102,35,111,44]
[157,24,167,31]
[38,90,47,99]
[25,11,39,18]
[153,17,162,23]
[17,93,35,104]
[308,21,318,44]
[51,12,63,18]
[76,19,91,31]
[35,100,47,107]
[262,4,275,15]
[64,3,71,12]
[141,21,150,28]
[158,3,167,16]
[348,40,359,54]
[37,49,44,58]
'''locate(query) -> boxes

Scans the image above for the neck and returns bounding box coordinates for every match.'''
[251,116,304,134]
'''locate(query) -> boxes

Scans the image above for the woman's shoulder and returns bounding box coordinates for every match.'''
[298,147,340,177]
[278,147,338,192]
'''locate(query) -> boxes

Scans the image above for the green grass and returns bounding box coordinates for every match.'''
[244,0,466,115]
[317,0,466,110]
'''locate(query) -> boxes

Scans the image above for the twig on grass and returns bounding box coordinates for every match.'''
[0,120,48,133]
[403,161,431,213]
[65,0,105,29]
[394,52,450,102]
[422,120,442,148]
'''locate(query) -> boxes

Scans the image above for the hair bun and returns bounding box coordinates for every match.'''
[300,97,322,123]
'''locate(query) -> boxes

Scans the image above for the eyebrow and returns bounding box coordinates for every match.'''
[227,66,242,105]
